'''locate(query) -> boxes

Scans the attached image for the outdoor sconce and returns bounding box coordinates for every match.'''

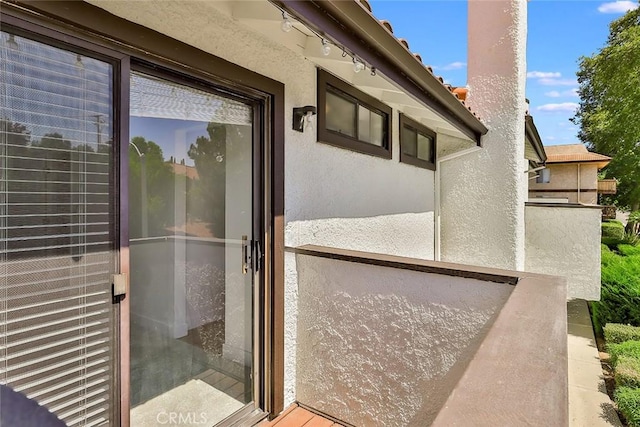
[293,105,317,132]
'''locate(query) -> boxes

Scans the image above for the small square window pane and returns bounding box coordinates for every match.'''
[357,106,384,146]
[402,126,417,156]
[358,105,370,143]
[326,91,356,137]
[417,133,433,162]
[536,168,551,183]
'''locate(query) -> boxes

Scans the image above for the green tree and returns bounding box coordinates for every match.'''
[187,123,226,237]
[129,136,177,237]
[0,118,30,146]
[573,7,640,210]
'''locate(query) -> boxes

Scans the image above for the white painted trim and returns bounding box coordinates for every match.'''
[439,145,482,162]
[435,146,483,261]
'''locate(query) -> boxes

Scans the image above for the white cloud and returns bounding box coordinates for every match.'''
[598,1,638,13]
[537,102,579,112]
[545,89,579,97]
[527,71,561,79]
[528,71,578,86]
[435,61,467,71]
[538,78,578,86]
[545,136,558,141]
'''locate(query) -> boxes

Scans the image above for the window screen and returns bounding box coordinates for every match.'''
[1,31,116,426]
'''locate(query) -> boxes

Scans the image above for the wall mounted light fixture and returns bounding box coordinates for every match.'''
[281,12,293,32]
[293,106,317,132]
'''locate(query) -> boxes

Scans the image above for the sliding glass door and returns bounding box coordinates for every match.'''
[128,71,258,426]
[1,17,269,427]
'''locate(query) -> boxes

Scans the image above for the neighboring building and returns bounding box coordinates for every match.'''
[0,1,585,426]
[529,143,613,204]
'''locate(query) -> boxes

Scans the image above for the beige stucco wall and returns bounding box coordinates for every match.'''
[440,0,528,270]
[86,0,438,407]
[529,163,599,204]
[295,254,513,426]
[525,204,602,300]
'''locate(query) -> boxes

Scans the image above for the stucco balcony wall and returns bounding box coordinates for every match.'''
[292,246,567,426]
[525,203,602,300]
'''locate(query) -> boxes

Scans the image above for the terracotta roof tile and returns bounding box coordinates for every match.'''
[453,87,468,102]
[379,20,393,33]
[544,144,611,163]
[546,153,611,163]
[352,0,481,121]
[359,0,372,13]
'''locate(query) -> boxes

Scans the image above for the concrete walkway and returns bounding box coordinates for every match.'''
[568,299,622,426]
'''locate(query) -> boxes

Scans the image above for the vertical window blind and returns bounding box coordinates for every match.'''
[1,31,115,426]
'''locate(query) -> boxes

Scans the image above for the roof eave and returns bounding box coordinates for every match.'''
[546,159,611,166]
[525,115,547,163]
[274,0,488,144]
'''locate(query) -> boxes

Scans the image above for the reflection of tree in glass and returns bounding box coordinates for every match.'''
[1,122,111,258]
[187,123,227,238]
[0,118,30,147]
[128,136,178,238]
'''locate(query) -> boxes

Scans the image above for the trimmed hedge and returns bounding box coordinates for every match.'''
[605,324,640,345]
[608,340,640,366]
[615,356,640,388]
[616,387,640,427]
[603,220,626,239]
[591,248,640,333]
[602,237,624,250]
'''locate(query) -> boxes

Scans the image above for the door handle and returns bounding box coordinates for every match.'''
[242,235,249,275]
[253,239,262,272]
[112,273,127,303]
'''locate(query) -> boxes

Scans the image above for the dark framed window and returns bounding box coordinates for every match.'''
[317,69,392,158]
[399,113,437,170]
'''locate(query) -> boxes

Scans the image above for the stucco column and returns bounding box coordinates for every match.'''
[440,0,527,270]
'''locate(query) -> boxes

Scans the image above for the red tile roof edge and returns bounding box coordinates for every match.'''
[356,0,481,121]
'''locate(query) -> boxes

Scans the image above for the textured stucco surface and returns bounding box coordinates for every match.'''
[286,212,435,260]
[87,0,438,407]
[440,0,528,270]
[295,255,513,426]
[529,163,599,204]
[432,273,568,426]
[525,205,601,300]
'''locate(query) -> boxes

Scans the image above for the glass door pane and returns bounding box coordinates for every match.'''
[0,31,116,426]
[129,72,255,426]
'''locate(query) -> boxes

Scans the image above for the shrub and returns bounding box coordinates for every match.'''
[605,324,640,345]
[608,340,640,365]
[603,221,625,239]
[602,237,624,251]
[591,253,640,333]
[622,232,640,247]
[620,244,640,257]
[615,356,640,388]
[616,387,640,427]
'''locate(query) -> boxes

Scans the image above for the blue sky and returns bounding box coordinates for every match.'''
[369,0,638,146]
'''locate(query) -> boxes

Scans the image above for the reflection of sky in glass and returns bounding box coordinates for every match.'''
[130,73,252,167]
[130,117,209,167]
[1,31,113,147]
